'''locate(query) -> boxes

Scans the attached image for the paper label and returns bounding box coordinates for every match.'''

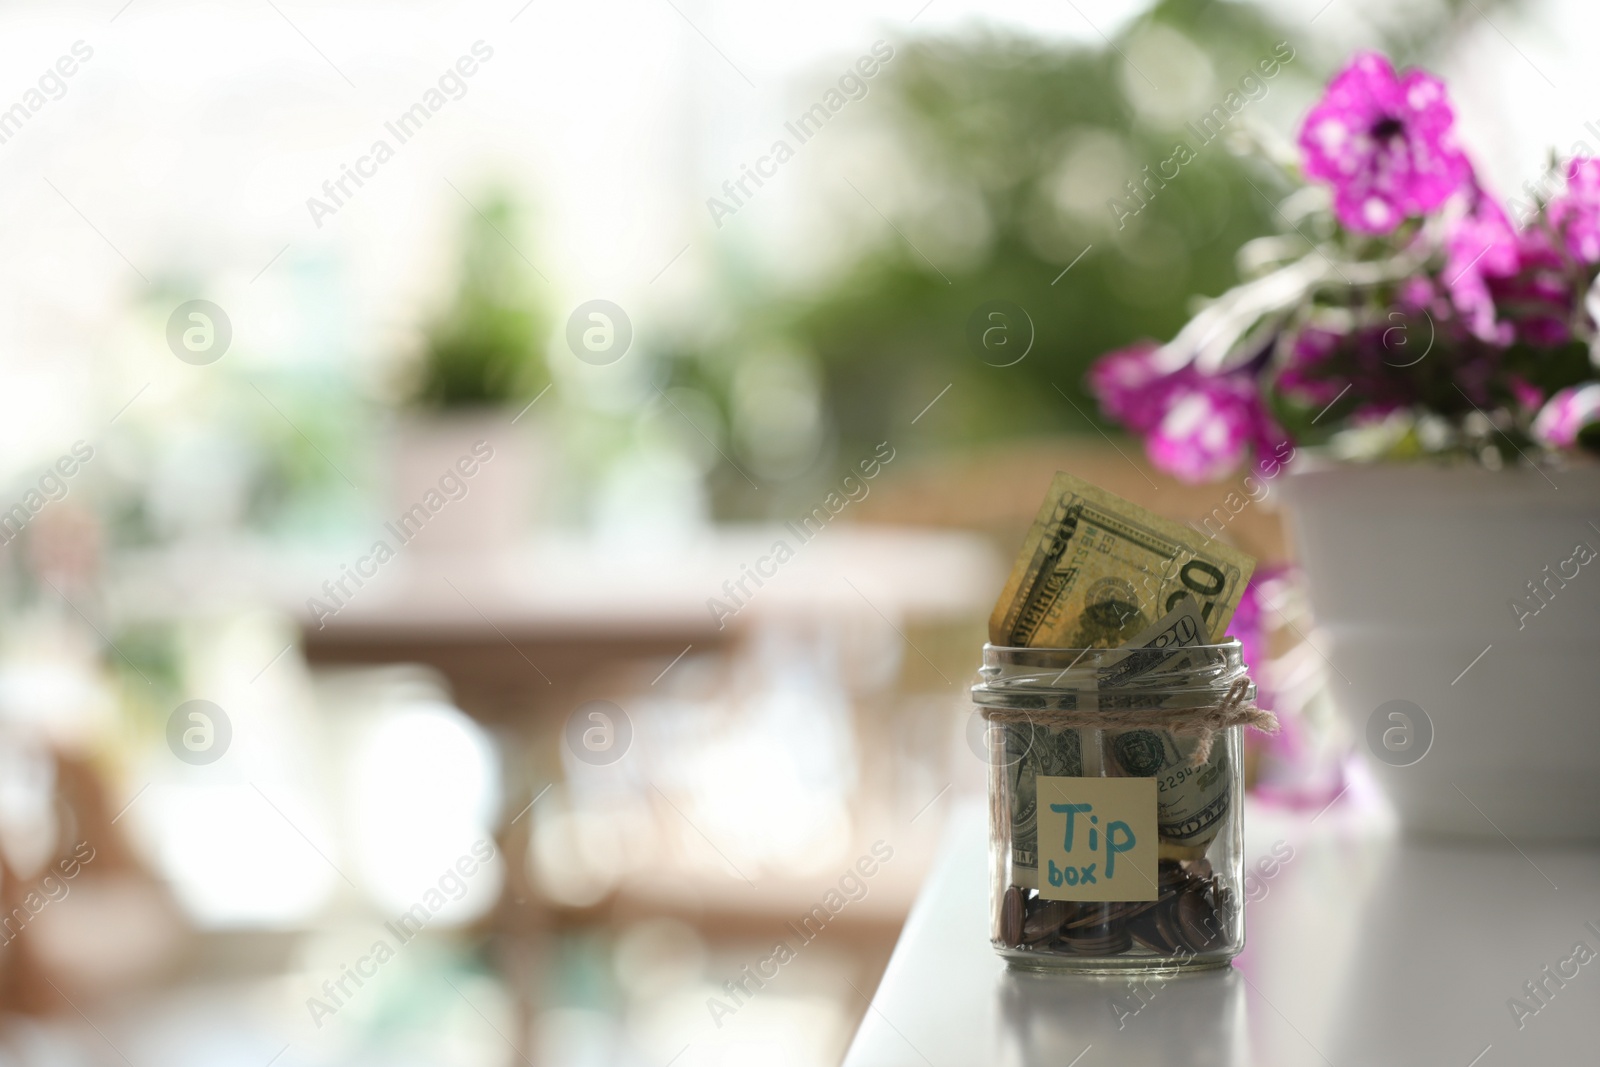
[1035,775,1159,902]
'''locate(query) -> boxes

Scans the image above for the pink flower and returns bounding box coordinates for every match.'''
[1231,564,1291,670]
[1489,227,1577,345]
[1507,376,1544,413]
[1274,316,1487,421]
[1298,52,1470,234]
[1085,341,1172,433]
[1443,189,1518,342]
[1531,383,1600,448]
[1546,157,1600,263]
[1088,344,1288,482]
[1398,275,1442,311]
[1146,375,1285,484]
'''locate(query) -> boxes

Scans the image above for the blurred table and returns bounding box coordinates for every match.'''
[844,801,1600,1066]
[111,524,1001,721]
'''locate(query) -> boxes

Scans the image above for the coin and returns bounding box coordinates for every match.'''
[1063,902,1115,931]
[1024,862,1236,959]
[1153,896,1185,950]
[1127,906,1174,954]
[1158,859,1189,893]
[1022,899,1075,944]
[1117,897,1163,922]
[1060,900,1132,956]
[1002,885,1025,947]
[1064,920,1132,956]
[1176,887,1223,951]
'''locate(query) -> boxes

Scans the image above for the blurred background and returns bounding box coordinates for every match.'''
[0,0,1592,1064]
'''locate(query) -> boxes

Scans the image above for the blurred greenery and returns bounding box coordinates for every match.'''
[665,0,1524,515]
[793,8,1299,438]
[414,191,548,409]
[668,1,1311,511]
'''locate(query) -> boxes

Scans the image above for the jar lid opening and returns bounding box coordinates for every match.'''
[971,640,1252,709]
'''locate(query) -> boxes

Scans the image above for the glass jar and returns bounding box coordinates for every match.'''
[974,642,1253,973]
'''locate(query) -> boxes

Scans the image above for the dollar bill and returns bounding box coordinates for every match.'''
[1004,717,1084,890]
[1096,595,1212,688]
[993,475,1257,881]
[1108,727,1231,853]
[989,472,1255,648]
[1103,597,1235,855]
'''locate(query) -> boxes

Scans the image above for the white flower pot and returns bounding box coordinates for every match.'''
[388,410,541,552]
[1278,462,1600,841]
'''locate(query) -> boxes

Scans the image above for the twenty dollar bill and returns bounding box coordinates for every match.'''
[989,471,1255,648]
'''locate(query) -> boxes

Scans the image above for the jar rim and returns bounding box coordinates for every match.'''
[971,639,1251,708]
[982,639,1243,656]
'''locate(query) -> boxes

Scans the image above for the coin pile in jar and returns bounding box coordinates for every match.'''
[999,858,1234,957]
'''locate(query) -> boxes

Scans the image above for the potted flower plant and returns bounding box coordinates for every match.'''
[1086,52,1600,840]
[392,190,549,552]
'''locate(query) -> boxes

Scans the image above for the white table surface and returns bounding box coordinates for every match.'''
[844,798,1600,1067]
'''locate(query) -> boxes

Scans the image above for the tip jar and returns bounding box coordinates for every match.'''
[973,641,1269,973]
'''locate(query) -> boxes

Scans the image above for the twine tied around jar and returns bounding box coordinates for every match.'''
[978,678,1279,767]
